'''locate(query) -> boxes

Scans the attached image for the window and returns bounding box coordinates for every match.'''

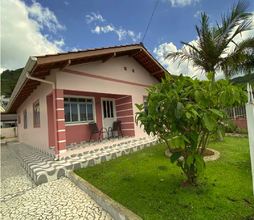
[23,110,27,129]
[143,96,148,113]
[103,100,114,118]
[64,97,94,123]
[33,100,40,128]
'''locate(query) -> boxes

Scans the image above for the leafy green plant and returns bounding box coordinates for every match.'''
[166,0,254,81]
[136,74,246,185]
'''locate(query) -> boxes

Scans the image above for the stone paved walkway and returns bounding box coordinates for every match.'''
[0,145,112,220]
[1,144,35,202]
[1,178,112,220]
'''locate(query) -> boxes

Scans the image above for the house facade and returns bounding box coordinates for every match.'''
[6,44,166,157]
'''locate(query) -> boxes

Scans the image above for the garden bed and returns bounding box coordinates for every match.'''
[75,137,254,220]
[165,148,220,162]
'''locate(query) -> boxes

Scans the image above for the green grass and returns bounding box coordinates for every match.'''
[75,137,254,220]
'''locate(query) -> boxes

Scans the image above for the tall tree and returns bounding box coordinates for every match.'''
[166,0,254,81]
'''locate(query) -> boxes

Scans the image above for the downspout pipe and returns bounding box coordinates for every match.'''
[25,70,59,160]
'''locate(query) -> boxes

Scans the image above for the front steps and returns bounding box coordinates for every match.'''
[10,137,158,185]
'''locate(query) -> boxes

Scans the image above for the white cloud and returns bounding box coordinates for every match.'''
[54,38,65,47]
[0,67,6,74]
[86,12,141,42]
[166,0,200,7]
[27,0,65,33]
[1,0,65,70]
[64,1,69,6]
[71,47,81,52]
[153,42,205,79]
[86,12,105,24]
[194,10,202,18]
[91,24,141,42]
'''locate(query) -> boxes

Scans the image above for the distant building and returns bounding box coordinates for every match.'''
[1,96,17,128]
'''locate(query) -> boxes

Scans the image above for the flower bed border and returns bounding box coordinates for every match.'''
[68,171,142,220]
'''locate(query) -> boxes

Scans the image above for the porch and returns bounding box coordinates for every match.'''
[47,89,137,156]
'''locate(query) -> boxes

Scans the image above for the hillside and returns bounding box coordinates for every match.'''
[1,68,23,97]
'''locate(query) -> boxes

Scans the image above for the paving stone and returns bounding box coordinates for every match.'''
[4,137,157,186]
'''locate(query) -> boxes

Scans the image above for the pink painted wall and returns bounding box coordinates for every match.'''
[55,55,158,138]
[232,117,247,129]
[16,55,159,154]
[16,74,56,153]
[64,90,127,145]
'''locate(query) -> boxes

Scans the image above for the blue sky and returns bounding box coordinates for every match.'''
[25,0,254,50]
[1,0,254,77]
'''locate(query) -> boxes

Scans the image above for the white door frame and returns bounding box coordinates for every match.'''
[101,98,116,130]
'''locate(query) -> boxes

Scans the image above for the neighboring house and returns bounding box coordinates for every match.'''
[0,95,10,109]
[1,99,17,128]
[5,43,166,157]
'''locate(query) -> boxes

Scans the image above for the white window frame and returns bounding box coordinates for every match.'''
[64,95,96,126]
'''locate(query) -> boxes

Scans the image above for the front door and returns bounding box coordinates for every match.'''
[101,98,116,138]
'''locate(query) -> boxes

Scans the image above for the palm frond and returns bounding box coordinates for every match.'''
[216,0,252,50]
[219,37,254,77]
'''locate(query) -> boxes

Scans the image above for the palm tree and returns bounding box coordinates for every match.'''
[166,0,254,81]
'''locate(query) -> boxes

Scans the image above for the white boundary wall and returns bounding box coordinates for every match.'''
[0,127,17,138]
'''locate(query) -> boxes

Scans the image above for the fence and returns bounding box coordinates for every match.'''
[0,127,17,138]
[227,106,246,119]
[227,106,247,129]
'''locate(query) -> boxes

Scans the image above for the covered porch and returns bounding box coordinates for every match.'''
[46,89,136,155]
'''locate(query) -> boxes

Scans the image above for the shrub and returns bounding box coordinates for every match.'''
[136,74,246,185]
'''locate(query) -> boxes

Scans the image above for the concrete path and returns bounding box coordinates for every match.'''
[0,144,112,220]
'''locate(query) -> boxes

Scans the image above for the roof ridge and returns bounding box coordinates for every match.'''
[35,43,143,58]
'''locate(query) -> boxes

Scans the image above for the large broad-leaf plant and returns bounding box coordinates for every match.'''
[136,74,246,185]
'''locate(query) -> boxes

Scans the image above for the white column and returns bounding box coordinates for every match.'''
[246,83,254,195]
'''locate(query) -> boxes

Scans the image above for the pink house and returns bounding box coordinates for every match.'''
[6,44,166,157]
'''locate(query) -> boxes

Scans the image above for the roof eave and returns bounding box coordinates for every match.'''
[6,56,37,113]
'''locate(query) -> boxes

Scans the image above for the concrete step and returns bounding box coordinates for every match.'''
[10,137,158,185]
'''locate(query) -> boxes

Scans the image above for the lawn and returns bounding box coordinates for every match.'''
[75,137,254,220]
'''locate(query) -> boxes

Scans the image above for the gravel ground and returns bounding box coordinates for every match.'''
[0,144,112,220]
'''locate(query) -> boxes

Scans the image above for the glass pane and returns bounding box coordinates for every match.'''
[33,101,40,127]
[87,103,93,120]
[86,99,92,103]
[64,103,70,122]
[107,101,110,118]
[79,98,85,102]
[64,97,69,102]
[23,110,27,129]
[79,103,87,121]
[110,101,114,117]
[103,101,106,118]
[70,98,78,102]
[71,103,78,121]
